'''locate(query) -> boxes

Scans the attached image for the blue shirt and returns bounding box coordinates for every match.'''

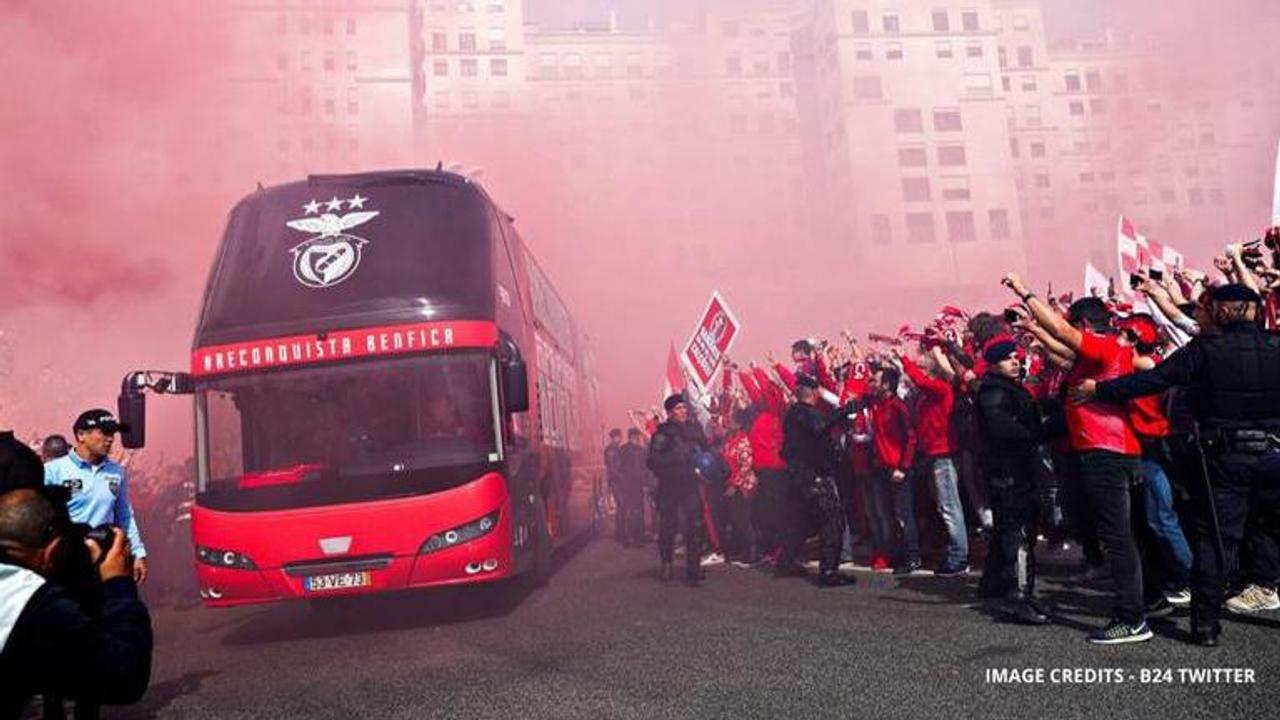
[44,452,147,558]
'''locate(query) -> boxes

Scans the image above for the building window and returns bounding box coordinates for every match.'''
[723,20,739,37]
[626,54,642,77]
[1035,172,1050,188]
[1030,139,1046,157]
[433,59,448,76]
[902,178,931,202]
[460,58,478,76]
[851,10,870,34]
[275,15,287,35]
[1069,100,1085,116]
[1017,46,1033,68]
[961,10,979,31]
[432,31,448,52]
[1189,188,1204,206]
[898,146,928,167]
[886,42,904,60]
[852,75,883,101]
[1209,188,1225,205]
[347,88,359,115]
[936,41,953,59]
[933,108,962,131]
[906,212,936,244]
[998,47,1007,69]
[966,42,983,58]
[726,55,742,76]
[777,51,791,73]
[459,30,477,51]
[946,211,976,242]
[894,108,924,133]
[346,51,357,71]
[871,214,892,245]
[1009,137,1020,158]
[855,42,873,60]
[324,52,335,72]
[491,58,508,76]
[1021,75,1036,91]
[989,209,1010,239]
[882,13,900,33]
[1086,70,1102,92]
[1002,76,1011,92]
[1013,14,1029,30]
[964,73,993,95]
[942,176,970,200]
[347,17,357,35]
[1025,104,1041,127]
[488,27,506,51]
[1090,98,1107,114]
[1065,72,1081,92]
[938,145,967,166]
[932,10,950,31]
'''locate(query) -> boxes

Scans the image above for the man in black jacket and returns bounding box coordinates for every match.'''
[616,429,649,547]
[0,431,43,494]
[0,488,153,717]
[646,394,709,585]
[781,375,855,586]
[975,339,1051,625]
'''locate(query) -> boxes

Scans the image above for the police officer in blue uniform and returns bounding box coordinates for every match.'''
[1076,284,1280,646]
[44,410,148,585]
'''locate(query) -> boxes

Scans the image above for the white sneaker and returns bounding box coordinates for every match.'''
[1164,588,1192,607]
[1225,584,1280,614]
[701,552,726,567]
[980,508,994,531]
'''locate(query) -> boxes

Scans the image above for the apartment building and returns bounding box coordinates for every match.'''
[223,0,415,183]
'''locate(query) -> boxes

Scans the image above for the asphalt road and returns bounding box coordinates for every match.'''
[98,535,1278,720]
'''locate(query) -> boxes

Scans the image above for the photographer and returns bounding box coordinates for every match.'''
[0,488,153,716]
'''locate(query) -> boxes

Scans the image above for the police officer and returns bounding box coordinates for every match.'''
[974,338,1050,625]
[44,410,148,585]
[1075,284,1280,646]
[780,374,854,587]
[646,394,708,586]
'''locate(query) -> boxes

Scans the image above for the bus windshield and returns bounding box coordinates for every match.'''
[196,352,502,511]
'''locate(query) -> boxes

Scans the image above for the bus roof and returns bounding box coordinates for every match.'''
[195,170,501,349]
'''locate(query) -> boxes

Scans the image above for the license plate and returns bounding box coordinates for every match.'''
[304,571,372,593]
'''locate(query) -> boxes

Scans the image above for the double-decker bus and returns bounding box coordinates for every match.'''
[119,169,603,606]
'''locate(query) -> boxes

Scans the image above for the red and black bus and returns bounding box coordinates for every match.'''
[120,169,603,606]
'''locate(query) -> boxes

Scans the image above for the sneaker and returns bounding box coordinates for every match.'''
[1225,584,1280,614]
[1145,597,1174,617]
[701,552,726,567]
[935,561,970,578]
[893,559,923,576]
[870,554,893,573]
[1164,588,1192,607]
[1088,619,1153,645]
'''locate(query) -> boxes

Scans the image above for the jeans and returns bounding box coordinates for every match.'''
[1079,450,1145,625]
[1141,457,1192,590]
[870,469,920,564]
[657,488,704,579]
[929,456,969,567]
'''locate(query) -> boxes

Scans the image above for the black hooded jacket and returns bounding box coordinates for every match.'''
[645,419,707,498]
[975,373,1043,474]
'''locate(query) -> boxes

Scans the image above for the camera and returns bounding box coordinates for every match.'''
[1148,268,1163,281]
[1002,308,1021,324]
[82,524,119,565]
[1129,273,1144,290]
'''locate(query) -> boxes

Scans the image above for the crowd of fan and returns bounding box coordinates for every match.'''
[605,231,1280,645]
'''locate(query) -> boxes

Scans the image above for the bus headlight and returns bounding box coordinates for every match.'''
[196,545,257,570]
[419,509,501,555]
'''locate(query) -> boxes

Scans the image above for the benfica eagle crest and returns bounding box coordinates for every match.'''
[285,195,379,288]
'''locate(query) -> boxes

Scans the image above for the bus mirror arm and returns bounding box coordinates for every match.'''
[117,370,195,450]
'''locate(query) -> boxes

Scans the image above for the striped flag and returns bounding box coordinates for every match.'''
[1116,215,1183,284]
[1084,262,1109,298]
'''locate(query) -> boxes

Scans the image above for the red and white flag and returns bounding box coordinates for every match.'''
[680,291,742,394]
[1117,215,1183,289]
[661,342,685,402]
[1084,262,1109,299]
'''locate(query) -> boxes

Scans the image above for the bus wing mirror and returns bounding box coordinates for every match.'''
[503,360,530,413]
[118,387,147,449]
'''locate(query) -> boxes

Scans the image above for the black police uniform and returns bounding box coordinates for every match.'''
[616,440,649,546]
[974,372,1048,622]
[780,401,850,583]
[1096,318,1280,639]
[646,419,708,583]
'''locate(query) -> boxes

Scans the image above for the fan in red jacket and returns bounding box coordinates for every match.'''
[737,365,790,560]
[863,365,922,573]
[898,347,970,575]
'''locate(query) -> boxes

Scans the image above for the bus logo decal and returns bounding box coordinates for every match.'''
[286,195,380,289]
